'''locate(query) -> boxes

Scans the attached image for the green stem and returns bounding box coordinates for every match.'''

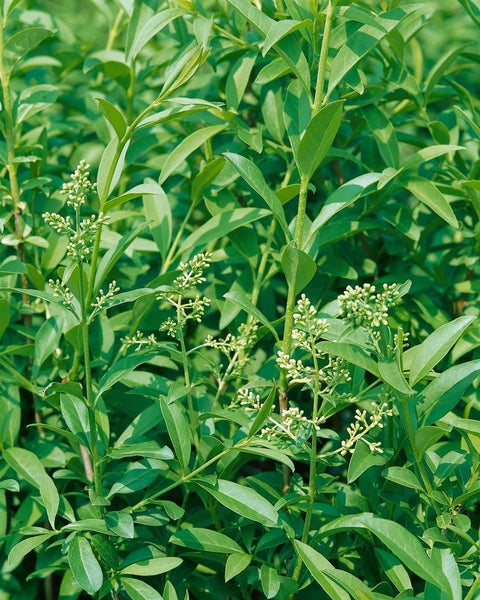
[399,396,442,517]
[465,574,480,600]
[313,0,334,112]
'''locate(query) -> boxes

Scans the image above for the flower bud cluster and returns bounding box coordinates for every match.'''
[338,282,400,329]
[90,281,120,319]
[61,159,96,210]
[205,322,258,374]
[233,388,264,414]
[340,401,393,456]
[260,406,323,445]
[48,278,74,308]
[121,331,160,351]
[173,252,212,292]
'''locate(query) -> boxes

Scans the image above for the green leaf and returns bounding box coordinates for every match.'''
[170,527,244,554]
[375,547,413,594]
[60,393,91,450]
[126,7,186,63]
[121,577,164,600]
[382,466,423,491]
[109,441,174,461]
[107,460,160,498]
[33,316,62,375]
[296,100,344,179]
[97,97,127,139]
[104,511,134,538]
[225,0,311,92]
[142,184,172,262]
[8,532,55,570]
[196,479,279,527]
[225,553,252,582]
[378,358,413,395]
[363,105,399,168]
[347,439,391,483]
[224,152,289,238]
[225,51,257,110]
[159,124,227,185]
[121,557,182,576]
[316,341,380,378]
[246,384,277,438]
[326,7,415,98]
[319,513,452,596]
[3,27,52,75]
[3,447,59,528]
[283,79,311,167]
[0,479,19,492]
[93,222,149,295]
[262,19,311,57]
[419,360,480,425]
[192,157,225,203]
[308,172,382,240]
[293,540,368,599]
[223,290,279,342]
[260,564,281,599]
[405,177,458,228]
[159,396,191,471]
[404,316,475,386]
[96,352,158,400]
[179,207,270,253]
[281,244,317,295]
[68,535,103,595]
[17,84,59,124]
[97,138,130,202]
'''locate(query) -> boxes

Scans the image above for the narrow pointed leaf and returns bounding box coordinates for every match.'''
[406,177,458,228]
[170,527,243,554]
[68,535,103,594]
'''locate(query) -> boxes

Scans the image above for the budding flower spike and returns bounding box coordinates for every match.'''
[338,282,401,330]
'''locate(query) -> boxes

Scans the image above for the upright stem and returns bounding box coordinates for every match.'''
[313,0,334,112]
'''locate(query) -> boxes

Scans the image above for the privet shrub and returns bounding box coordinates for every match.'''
[0,0,479,599]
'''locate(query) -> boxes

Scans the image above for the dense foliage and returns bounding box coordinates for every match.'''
[0,0,479,598]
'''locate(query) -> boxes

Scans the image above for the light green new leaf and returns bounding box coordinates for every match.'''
[0,479,19,492]
[170,527,243,554]
[404,315,475,386]
[179,207,270,252]
[3,447,59,528]
[224,152,289,238]
[308,172,382,240]
[225,553,252,582]
[121,577,166,600]
[68,535,103,595]
[406,177,458,228]
[159,124,227,185]
[8,532,55,571]
[121,557,182,576]
[17,84,59,124]
[196,479,279,527]
[159,396,191,471]
[223,290,280,341]
[296,100,344,180]
[281,244,316,294]
[319,513,451,596]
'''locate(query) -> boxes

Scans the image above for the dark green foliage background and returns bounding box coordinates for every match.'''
[0,0,479,599]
